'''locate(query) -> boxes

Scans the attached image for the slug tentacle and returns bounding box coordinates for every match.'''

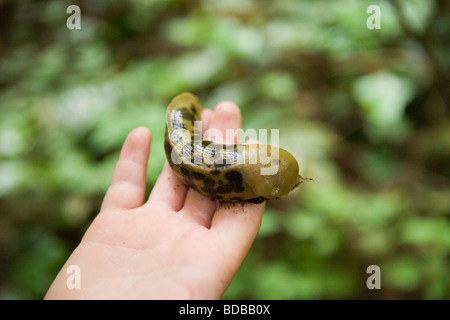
[164,92,309,202]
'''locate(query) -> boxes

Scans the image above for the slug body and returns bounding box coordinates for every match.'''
[164,92,309,203]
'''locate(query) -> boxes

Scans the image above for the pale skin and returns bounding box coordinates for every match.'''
[45,101,265,299]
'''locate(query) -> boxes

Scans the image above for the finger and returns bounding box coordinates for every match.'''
[148,109,213,212]
[147,162,188,211]
[182,190,217,227]
[211,201,265,260]
[204,101,241,144]
[101,127,151,211]
[182,102,242,227]
[209,135,265,258]
[201,108,213,133]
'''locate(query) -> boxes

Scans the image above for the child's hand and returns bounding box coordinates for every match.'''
[45,101,265,299]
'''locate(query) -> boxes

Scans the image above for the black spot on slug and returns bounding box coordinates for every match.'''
[225,171,243,186]
[248,197,266,204]
[201,140,212,148]
[164,136,172,154]
[183,177,195,188]
[181,167,191,177]
[164,136,176,167]
[203,177,216,190]
[180,167,206,180]
[216,170,244,194]
[179,108,196,122]
[190,103,198,115]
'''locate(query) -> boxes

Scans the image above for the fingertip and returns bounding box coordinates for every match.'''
[214,101,241,123]
[207,101,242,144]
[201,109,214,131]
[120,126,152,162]
[130,126,152,140]
[202,108,214,118]
[102,127,152,211]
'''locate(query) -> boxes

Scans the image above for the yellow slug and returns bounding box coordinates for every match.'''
[164,92,310,203]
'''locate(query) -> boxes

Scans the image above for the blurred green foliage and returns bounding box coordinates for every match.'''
[0,0,449,299]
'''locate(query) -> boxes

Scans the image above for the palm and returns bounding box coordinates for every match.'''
[45,101,265,299]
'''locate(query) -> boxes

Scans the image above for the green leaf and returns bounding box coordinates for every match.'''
[352,70,415,141]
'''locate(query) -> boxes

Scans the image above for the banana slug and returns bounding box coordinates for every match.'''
[164,92,310,203]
